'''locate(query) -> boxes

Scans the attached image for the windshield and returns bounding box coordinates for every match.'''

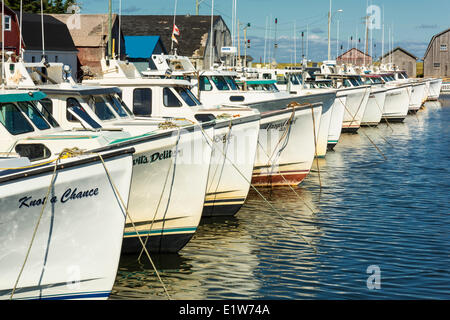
[35,99,60,128]
[289,74,300,85]
[67,98,102,129]
[105,94,131,118]
[87,95,116,121]
[174,86,198,106]
[17,101,51,130]
[0,102,34,135]
[223,76,239,90]
[210,76,230,91]
[371,77,383,84]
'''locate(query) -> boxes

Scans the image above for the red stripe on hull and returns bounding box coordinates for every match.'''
[251,171,309,186]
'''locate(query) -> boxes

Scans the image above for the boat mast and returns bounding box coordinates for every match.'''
[1,0,4,86]
[108,0,112,58]
[209,0,214,69]
[41,0,45,61]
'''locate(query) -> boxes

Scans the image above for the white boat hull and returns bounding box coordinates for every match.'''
[408,82,426,112]
[361,88,386,126]
[252,103,322,186]
[327,93,346,149]
[427,79,443,100]
[382,86,410,122]
[201,112,260,217]
[0,149,133,300]
[116,125,213,253]
[341,87,370,133]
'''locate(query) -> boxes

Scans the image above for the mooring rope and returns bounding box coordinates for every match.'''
[310,104,322,190]
[96,153,172,300]
[347,86,370,129]
[138,127,181,260]
[191,118,318,254]
[341,103,388,161]
[8,147,172,300]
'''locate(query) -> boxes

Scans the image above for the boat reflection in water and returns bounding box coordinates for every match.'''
[111,185,323,300]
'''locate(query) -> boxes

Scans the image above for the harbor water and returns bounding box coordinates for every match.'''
[111,95,450,300]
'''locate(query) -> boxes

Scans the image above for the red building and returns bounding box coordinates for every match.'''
[337,48,372,66]
[0,4,24,57]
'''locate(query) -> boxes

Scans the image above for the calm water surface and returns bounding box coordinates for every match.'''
[111,95,450,300]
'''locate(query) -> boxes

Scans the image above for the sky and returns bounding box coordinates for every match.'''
[81,0,450,63]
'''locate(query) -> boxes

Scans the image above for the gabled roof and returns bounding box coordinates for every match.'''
[337,47,372,59]
[424,28,450,59]
[124,35,167,58]
[120,15,225,58]
[381,47,418,60]
[50,14,119,47]
[17,13,77,52]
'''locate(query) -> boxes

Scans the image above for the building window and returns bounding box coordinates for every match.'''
[133,88,152,116]
[433,63,440,68]
[440,44,448,51]
[4,15,11,31]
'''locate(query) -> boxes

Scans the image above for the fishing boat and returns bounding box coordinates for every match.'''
[81,58,260,217]
[144,54,326,186]
[375,73,412,122]
[3,61,214,253]
[358,75,387,125]
[251,67,339,153]
[0,92,135,300]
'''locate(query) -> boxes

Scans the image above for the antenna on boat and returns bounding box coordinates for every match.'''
[170,0,178,54]
[108,0,112,59]
[209,0,214,69]
[19,0,23,61]
[40,0,46,64]
[263,16,268,66]
[118,0,122,60]
[1,0,4,87]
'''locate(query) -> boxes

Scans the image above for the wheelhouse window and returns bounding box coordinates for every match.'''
[17,101,51,130]
[210,76,230,91]
[105,94,131,118]
[289,74,300,85]
[185,88,202,105]
[163,87,182,107]
[87,95,116,121]
[276,75,287,85]
[132,88,152,116]
[174,87,197,106]
[199,76,213,91]
[343,79,353,87]
[66,98,102,129]
[0,103,34,135]
[223,76,239,90]
[35,99,60,128]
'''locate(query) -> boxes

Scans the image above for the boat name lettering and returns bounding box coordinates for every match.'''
[133,150,179,166]
[18,187,99,208]
[265,119,297,131]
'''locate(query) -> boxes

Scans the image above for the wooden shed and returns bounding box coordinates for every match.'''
[336,48,372,67]
[120,15,231,70]
[50,13,125,80]
[380,47,418,77]
[423,28,450,78]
